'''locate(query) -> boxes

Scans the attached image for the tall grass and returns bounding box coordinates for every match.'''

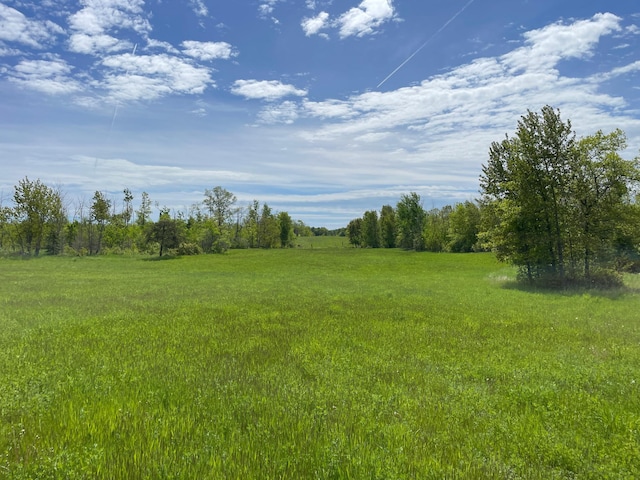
[1,250,639,478]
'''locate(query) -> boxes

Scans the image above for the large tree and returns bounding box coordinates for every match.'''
[361,210,380,248]
[12,177,65,256]
[203,186,236,229]
[480,106,640,284]
[396,192,426,251]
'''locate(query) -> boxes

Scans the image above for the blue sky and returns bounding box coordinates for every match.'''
[1,0,639,228]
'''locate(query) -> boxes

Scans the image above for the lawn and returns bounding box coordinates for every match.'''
[0,250,639,478]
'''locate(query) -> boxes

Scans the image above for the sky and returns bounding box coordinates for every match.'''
[1,0,639,228]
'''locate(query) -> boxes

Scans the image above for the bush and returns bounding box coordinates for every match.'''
[176,242,202,256]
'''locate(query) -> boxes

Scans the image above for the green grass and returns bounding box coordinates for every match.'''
[294,235,350,249]
[1,250,639,478]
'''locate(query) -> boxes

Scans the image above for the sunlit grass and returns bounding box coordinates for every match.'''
[1,250,639,478]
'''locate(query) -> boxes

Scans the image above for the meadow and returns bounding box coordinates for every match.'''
[1,247,639,478]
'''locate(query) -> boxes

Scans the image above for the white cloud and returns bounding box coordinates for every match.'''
[101,53,213,101]
[297,13,633,142]
[258,101,299,124]
[189,0,208,18]
[0,4,64,48]
[68,33,131,54]
[231,80,308,101]
[68,0,151,39]
[8,58,82,95]
[336,0,395,38]
[181,41,237,61]
[502,13,621,73]
[301,12,330,36]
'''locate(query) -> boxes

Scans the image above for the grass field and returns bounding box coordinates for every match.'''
[1,249,639,478]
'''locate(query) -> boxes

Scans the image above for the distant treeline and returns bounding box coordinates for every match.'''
[0,183,343,257]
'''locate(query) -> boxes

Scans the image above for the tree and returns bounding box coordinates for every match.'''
[90,191,111,255]
[203,186,236,229]
[448,201,481,252]
[277,211,294,248]
[346,218,363,247]
[122,188,134,226]
[257,203,279,248]
[424,206,451,252]
[379,205,396,248]
[361,210,380,248]
[136,192,152,227]
[480,106,640,284]
[567,129,640,277]
[148,209,183,257]
[12,177,65,256]
[396,192,426,250]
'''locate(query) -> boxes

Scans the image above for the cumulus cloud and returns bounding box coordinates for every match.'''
[231,80,308,101]
[336,0,395,38]
[101,53,213,101]
[0,4,64,48]
[68,33,131,54]
[8,58,82,95]
[181,41,237,61]
[301,12,330,36]
[302,0,396,39]
[66,0,150,57]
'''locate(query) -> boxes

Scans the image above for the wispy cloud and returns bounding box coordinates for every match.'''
[189,0,208,18]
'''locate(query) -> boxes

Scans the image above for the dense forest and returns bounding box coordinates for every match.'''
[2,107,640,286]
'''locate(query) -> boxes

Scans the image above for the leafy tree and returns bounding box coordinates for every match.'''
[90,191,111,255]
[148,209,184,257]
[448,201,481,252]
[480,106,640,284]
[361,210,380,248]
[12,177,65,256]
[379,205,396,248]
[277,211,294,248]
[346,218,363,247]
[396,192,426,251]
[257,203,279,248]
[424,206,451,252]
[203,186,236,229]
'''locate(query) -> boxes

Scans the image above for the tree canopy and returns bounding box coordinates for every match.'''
[480,106,640,285]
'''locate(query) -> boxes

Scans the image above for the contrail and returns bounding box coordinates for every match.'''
[376,0,476,89]
[107,43,138,139]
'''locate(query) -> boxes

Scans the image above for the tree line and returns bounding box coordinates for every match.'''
[346,196,482,253]
[0,183,321,257]
[345,106,640,286]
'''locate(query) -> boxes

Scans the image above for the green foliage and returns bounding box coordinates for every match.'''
[361,210,380,248]
[346,217,362,247]
[448,201,481,252]
[1,252,639,477]
[11,177,66,256]
[147,214,184,257]
[480,106,640,286]
[396,192,426,250]
[379,205,397,248]
[277,211,294,248]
